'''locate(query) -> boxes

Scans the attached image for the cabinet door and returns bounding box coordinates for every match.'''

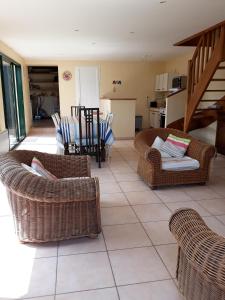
[149,111,154,127]
[159,75,164,91]
[155,75,160,91]
[161,73,168,91]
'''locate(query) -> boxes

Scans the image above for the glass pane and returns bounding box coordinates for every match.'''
[1,59,18,149]
[14,65,26,139]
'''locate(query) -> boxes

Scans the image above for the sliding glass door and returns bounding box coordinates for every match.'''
[0,56,26,149]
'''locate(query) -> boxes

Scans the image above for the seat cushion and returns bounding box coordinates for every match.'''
[161,156,200,171]
[161,134,191,158]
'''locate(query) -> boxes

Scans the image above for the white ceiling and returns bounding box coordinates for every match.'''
[0,0,225,61]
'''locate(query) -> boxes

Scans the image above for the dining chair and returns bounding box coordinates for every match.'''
[71,105,85,117]
[51,112,60,127]
[106,112,114,128]
[78,107,101,168]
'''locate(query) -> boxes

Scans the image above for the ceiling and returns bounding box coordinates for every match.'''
[0,0,225,61]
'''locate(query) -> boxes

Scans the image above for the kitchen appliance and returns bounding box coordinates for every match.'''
[172,76,187,90]
[159,107,166,128]
[149,100,157,107]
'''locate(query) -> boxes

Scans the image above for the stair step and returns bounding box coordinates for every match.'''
[211,79,225,81]
[205,90,225,92]
[196,108,222,111]
[201,99,225,102]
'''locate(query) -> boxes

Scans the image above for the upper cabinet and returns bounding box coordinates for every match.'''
[155,73,178,92]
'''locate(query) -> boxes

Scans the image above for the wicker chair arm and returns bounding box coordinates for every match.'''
[187,140,215,169]
[169,208,225,290]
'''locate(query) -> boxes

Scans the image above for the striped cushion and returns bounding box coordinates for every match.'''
[31,157,57,180]
[161,134,191,158]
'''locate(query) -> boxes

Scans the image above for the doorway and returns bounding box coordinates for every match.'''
[76,66,100,107]
[28,66,60,127]
[0,55,26,149]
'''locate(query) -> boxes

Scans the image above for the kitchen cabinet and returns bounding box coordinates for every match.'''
[100,98,136,139]
[155,73,178,92]
[149,108,160,128]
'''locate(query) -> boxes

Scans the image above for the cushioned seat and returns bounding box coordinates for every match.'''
[162,156,200,171]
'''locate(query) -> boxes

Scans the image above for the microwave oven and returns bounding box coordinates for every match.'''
[172,76,187,89]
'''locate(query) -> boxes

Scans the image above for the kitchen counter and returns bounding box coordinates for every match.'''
[100,98,136,139]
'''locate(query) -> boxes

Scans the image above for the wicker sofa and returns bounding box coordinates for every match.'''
[0,150,101,243]
[170,208,225,300]
[134,128,215,189]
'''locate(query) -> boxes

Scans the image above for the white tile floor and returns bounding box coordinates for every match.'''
[1,126,225,299]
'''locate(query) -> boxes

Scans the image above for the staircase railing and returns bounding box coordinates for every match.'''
[184,24,225,132]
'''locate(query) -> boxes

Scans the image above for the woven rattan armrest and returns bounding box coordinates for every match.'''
[187,140,215,169]
[169,208,225,290]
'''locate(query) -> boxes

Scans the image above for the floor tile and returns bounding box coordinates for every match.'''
[101,206,138,225]
[166,201,211,217]
[56,252,114,294]
[100,193,129,207]
[0,182,11,216]
[156,244,178,278]
[216,214,225,224]
[111,166,134,174]
[183,185,221,200]
[132,203,172,222]
[103,223,151,250]
[55,287,119,300]
[143,221,175,245]
[100,182,121,194]
[58,233,106,255]
[155,188,192,203]
[118,279,184,300]
[114,172,140,182]
[0,256,56,299]
[109,247,170,285]
[119,181,149,192]
[197,199,225,215]
[125,190,161,205]
[203,216,225,237]
[24,297,54,300]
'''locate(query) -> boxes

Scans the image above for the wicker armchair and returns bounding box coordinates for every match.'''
[134,128,215,189]
[0,150,101,243]
[169,208,225,300]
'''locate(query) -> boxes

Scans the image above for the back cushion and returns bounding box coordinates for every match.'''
[161,134,191,158]
[31,157,57,180]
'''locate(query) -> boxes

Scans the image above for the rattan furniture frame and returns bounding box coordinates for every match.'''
[134,128,215,189]
[169,208,225,300]
[0,150,101,243]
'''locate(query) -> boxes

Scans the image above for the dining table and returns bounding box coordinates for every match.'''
[56,115,114,158]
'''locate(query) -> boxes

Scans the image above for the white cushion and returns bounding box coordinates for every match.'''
[31,157,57,180]
[161,156,200,171]
[151,136,171,158]
[21,163,42,176]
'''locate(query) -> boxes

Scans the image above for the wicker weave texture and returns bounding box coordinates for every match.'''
[0,150,101,243]
[169,208,225,300]
[134,128,215,189]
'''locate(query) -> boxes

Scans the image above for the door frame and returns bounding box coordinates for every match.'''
[0,53,26,149]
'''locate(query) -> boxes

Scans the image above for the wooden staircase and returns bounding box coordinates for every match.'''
[168,20,225,133]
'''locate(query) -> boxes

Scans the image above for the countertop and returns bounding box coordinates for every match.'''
[101,97,136,101]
